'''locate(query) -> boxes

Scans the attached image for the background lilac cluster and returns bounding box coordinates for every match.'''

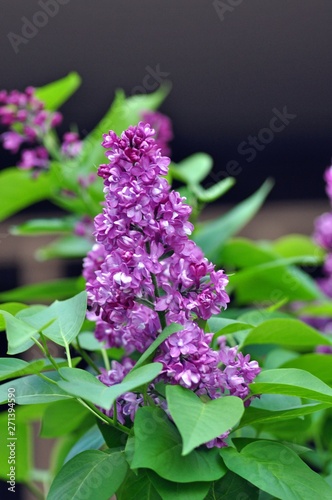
[0,87,81,171]
[306,166,332,353]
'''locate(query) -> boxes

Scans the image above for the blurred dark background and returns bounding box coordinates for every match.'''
[0,0,331,202]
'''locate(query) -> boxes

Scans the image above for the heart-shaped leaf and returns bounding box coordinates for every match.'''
[166,386,244,455]
[250,368,332,403]
[58,363,162,410]
[47,450,127,500]
[1,310,39,355]
[131,407,226,483]
[220,441,332,499]
[24,291,87,348]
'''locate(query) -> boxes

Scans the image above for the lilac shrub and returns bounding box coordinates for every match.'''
[83,122,260,447]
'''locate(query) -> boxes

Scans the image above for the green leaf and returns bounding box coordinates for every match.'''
[0,302,27,330]
[147,470,210,500]
[116,470,161,500]
[0,372,72,405]
[11,217,75,235]
[23,291,87,348]
[251,393,302,411]
[295,302,332,317]
[220,440,332,499]
[169,153,213,185]
[220,238,276,268]
[0,358,28,379]
[242,318,331,350]
[97,420,127,449]
[281,354,332,384]
[250,368,332,403]
[65,425,105,463]
[57,363,162,410]
[36,235,92,260]
[207,317,253,345]
[229,258,322,304]
[1,310,39,354]
[239,402,330,428]
[207,316,252,334]
[78,331,106,351]
[0,168,52,221]
[206,471,259,500]
[220,238,322,305]
[191,177,236,202]
[47,450,128,500]
[0,357,79,382]
[263,347,298,369]
[273,234,325,260]
[0,357,59,381]
[239,394,329,428]
[0,277,85,303]
[40,399,93,438]
[193,179,273,262]
[132,323,182,370]
[238,309,292,327]
[131,406,227,483]
[166,386,244,455]
[77,85,170,172]
[34,72,81,111]
[56,368,108,406]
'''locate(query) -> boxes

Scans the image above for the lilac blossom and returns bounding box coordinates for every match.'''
[98,358,144,424]
[19,147,49,170]
[83,122,260,447]
[302,164,332,354]
[324,166,332,202]
[0,87,62,171]
[140,110,173,155]
[313,212,332,251]
[61,131,82,158]
[0,86,82,172]
[74,216,95,239]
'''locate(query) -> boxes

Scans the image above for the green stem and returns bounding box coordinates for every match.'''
[32,336,59,372]
[78,398,130,434]
[151,272,160,298]
[74,338,101,374]
[135,297,155,310]
[37,372,58,385]
[65,343,72,368]
[113,400,118,424]
[157,311,167,330]
[101,348,110,371]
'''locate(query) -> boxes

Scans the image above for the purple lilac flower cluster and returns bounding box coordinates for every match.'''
[83,122,260,447]
[61,131,82,159]
[0,87,82,171]
[311,165,332,353]
[141,110,173,156]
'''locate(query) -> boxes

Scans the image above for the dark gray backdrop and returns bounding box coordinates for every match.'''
[1,0,332,201]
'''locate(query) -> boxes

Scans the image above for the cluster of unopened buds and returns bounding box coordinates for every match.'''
[83,122,261,447]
